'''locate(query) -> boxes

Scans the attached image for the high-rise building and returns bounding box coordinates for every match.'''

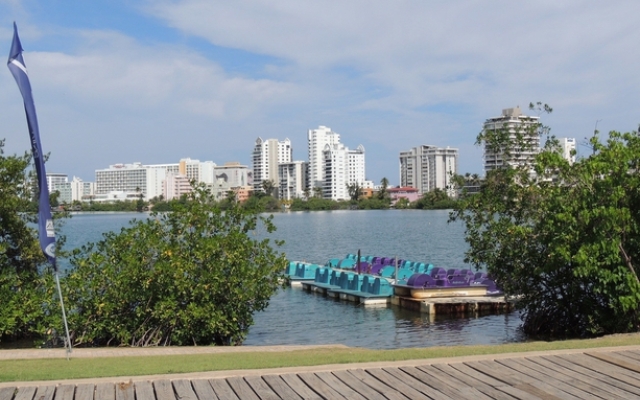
[46,173,68,193]
[399,145,458,196]
[95,163,166,201]
[278,161,308,200]
[558,137,577,165]
[323,143,365,201]
[214,162,250,188]
[252,137,292,194]
[307,126,341,190]
[163,173,192,201]
[53,176,95,204]
[482,107,540,173]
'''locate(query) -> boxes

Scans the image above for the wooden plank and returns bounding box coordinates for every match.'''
[430,364,519,400]
[53,385,75,400]
[209,379,240,400]
[446,362,511,387]
[314,371,367,400]
[226,377,260,400]
[0,388,16,400]
[511,383,566,400]
[542,354,640,397]
[586,351,640,374]
[134,382,156,400]
[345,369,410,400]
[331,370,387,400]
[243,376,280,400]
[279,373,323,400]
[469,360,575,400]
[397,366,474,400]
[115,381,134,400]
[94,384,114,400]
[296,372,346,400]
[33,386,55,400]
[565,353,640,382]
[413,365,492,400]
[527,356,631,400]
[153,380,175,400]
[383,367,455,400]
[191,379,219,400]
[365,368,434,400]
[496,358,587,400]
[610,350,640,364]
[13,387,36,400]
[172,380,198,400]
[74,384,95,400]
[261,375,303,400]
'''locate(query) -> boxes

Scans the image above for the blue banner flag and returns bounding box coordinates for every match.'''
[7,22,57,271]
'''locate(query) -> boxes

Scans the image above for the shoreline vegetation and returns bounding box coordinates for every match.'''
[2,333,640,382]
[52,187,459,214]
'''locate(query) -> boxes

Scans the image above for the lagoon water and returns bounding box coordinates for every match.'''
[59,210,525,349]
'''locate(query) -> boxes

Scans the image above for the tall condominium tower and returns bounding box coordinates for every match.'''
[323,143,365,201]
[482,107,540,173]
[307,126,341,190]
[558,137,577,165]
[399,145,458,196]
[252,137,292,194]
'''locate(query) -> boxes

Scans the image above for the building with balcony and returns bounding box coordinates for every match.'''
[482,107,540,173]
[399,145,458,196]
[323,143,365,201]
[252,137,292,195]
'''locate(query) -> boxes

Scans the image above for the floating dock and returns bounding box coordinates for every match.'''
[298,281,514,314]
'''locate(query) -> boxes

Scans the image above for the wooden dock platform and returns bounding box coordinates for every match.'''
[3,346,640,399]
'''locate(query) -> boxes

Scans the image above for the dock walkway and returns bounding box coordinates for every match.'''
[3,345,640,399]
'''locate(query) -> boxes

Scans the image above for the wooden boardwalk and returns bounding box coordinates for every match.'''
[3,347,640,399]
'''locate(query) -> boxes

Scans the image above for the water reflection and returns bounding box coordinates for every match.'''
[244,287,525,349]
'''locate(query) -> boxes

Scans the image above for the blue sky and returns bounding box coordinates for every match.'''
[1,1,639,185]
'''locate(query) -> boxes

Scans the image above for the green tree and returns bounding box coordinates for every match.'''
[378,177,389,200]
[450,105,640,339]
[313,186,323,198]
[261,179,276,197]
[0,140,61,344]
[63,184,287,346]
[346,182,362,202]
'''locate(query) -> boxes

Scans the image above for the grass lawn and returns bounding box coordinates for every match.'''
[1,333,640,382]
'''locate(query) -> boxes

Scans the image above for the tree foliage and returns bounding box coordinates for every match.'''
[0,140,61,343]
[451,105,640,339]
[63,185,288,346]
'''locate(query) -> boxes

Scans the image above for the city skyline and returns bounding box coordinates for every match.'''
[1,2,639,185]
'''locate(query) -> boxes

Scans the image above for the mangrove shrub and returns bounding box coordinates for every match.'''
[63,185,287,346]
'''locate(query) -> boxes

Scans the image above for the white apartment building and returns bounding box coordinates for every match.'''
[214,162,250,188]
[323,143,365,201]
[399,145,458,196]
[53,176,95,204]
[482,107,540,173]
[46,173,68,193]
[95,163,166,201]
[252,137,292,195]
[558,137,577,165]
[278,161,308,200]
[308,126,341,190]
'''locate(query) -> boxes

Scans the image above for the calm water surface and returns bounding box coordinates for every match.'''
[59,210,525,349]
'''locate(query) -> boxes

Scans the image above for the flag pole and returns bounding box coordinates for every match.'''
[55,272,72,358]
[7,22,72,358]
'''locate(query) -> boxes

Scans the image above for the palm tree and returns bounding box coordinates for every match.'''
[303,187,310,201]
[313,186,323,198]
[347,182,362,202]
[378,177,389,200]
[261,180,276,197]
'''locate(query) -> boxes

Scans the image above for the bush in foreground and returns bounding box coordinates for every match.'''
[63,185,287,346]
